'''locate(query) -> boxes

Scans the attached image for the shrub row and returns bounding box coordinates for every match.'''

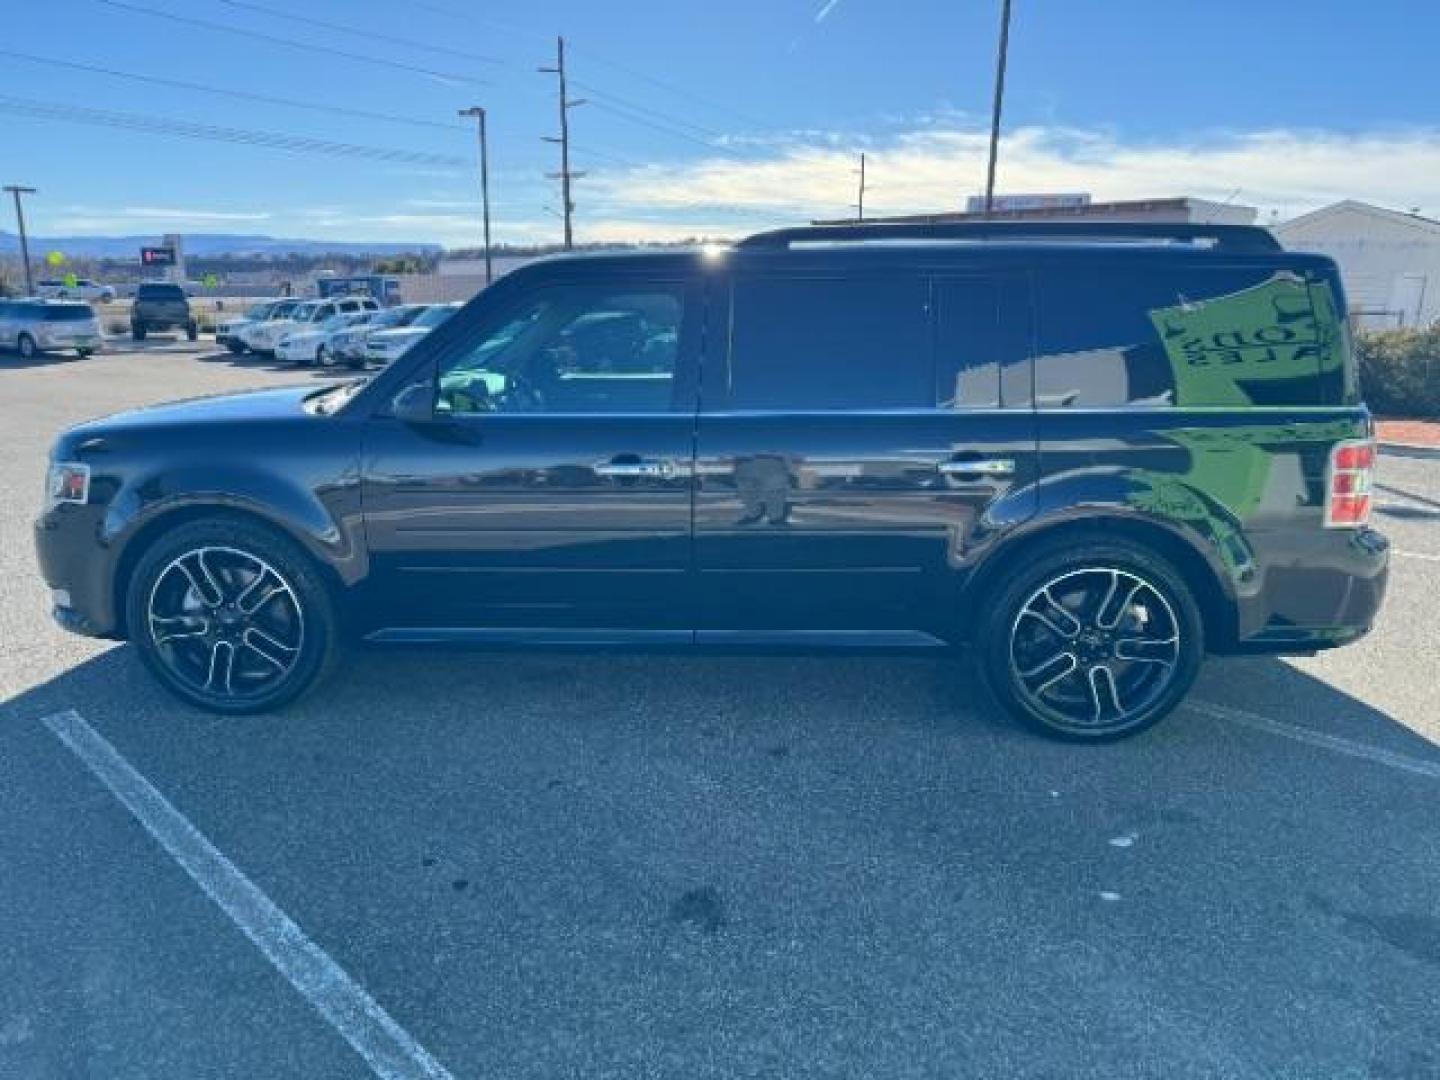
[1356,329,1440,418]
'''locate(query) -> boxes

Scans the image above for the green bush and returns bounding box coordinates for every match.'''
[1356,329,1440,418]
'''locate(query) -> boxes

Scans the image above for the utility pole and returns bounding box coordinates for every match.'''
[458,106,493,285]
[539,36,585,249]
[982,0,1013,217]
[4,185,37,295]
[854,153,867,221]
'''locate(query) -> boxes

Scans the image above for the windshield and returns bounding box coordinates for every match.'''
[290,302,323,322]
[269,300,299,319]
[413,305,458,329]
[137,284,184,300]
[245,302,274,319]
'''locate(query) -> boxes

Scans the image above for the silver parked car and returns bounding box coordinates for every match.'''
[0,299,102,359]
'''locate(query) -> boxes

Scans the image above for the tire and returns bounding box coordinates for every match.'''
[226,341,246,355]
[17,333,37,360]
[978,536,1203,742]
[132,324,146,342]
[316,344,330,367]
[76,348,94,358]
[186,323,199,342]
[124,517,342,715]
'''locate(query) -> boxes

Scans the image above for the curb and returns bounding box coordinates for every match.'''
[1379,441,1440,461]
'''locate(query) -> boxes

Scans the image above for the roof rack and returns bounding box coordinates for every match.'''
[735,220,1282,254]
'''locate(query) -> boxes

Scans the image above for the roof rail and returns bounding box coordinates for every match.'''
[735,220,1282,254]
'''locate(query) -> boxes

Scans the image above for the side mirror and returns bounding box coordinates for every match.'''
[389,381,436,424]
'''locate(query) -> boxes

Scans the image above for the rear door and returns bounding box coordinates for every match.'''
[693,268,1037,643]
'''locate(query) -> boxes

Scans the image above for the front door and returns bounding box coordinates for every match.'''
[361,277,701,640]
[694,271,1037,643]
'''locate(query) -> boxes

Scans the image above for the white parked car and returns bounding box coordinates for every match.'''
[239,296,378,356]
[365,302,460,365]
[35,278,116,303]
[215,298,287,353]
[330,304,428,367]
[0,299,102,359]
[275,311,373,367]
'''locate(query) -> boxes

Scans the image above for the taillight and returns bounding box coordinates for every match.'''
[1325,439,1375,528]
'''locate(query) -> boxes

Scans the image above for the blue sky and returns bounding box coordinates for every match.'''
[3,0,1438,248]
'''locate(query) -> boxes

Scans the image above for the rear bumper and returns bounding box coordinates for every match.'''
[1224,526,1389,655]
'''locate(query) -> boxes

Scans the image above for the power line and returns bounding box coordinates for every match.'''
[585,98,740,158]
[0,49,465,133]
[570,79,729,142]
[0,94,468,167]
[215,0,502,66]
[94,0,489,88]
[360,0,770,130]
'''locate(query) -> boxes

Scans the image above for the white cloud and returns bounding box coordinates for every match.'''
[587,124,1440,223]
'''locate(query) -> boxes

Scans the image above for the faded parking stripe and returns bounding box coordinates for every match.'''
[1187,700,1440,781]
[43,710,455,1080]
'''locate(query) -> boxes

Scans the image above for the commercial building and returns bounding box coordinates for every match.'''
[817,196,1259,228]
[1274,201,1440,330]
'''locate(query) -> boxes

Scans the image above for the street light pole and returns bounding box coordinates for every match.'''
[982,0,1013,217]
[4,185,37,295]
[458,107,493,285]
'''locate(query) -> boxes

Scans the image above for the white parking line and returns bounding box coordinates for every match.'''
[1394,549,1440,563]
[1187,700,1440,781]
[42,710,454,1080]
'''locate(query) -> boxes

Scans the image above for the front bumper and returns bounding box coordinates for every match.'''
[35,505,121,639]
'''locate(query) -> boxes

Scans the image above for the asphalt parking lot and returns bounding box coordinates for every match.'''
[2,339,1439,1079]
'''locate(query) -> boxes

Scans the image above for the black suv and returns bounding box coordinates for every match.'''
[130,282,198,341]
[35,222,1389,739]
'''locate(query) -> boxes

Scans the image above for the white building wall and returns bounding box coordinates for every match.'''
[1275,203,1440,329]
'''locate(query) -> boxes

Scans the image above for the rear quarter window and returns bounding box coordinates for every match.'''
[1035,262,1347,408]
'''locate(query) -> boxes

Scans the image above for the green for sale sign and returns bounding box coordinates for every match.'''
[1148,274,1342,406]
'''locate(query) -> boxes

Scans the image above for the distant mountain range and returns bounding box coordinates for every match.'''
[0,231,442,259]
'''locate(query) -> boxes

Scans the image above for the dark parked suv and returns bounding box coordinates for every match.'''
[35,222,1388,739]
[131,282,197,341]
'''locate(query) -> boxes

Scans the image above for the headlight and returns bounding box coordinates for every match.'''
[47,461,90,506]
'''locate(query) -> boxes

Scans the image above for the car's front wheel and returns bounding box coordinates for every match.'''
[979,536,1203,741]
[17,333,37,359]
[125,518,341,714]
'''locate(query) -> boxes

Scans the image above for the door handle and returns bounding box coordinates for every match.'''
[595,459,674,479]
[938,457,1015,478]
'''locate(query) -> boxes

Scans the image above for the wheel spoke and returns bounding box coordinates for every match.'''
[203,640,237,695]
[175,552,224,608]
[236,568,285,615]
[1097,577,1144,630]
[241,627,298,672]
[1113,635,1179,665]
[1087,663,1124,722]
[1021,587,1082,640]
[152,614,209,647]
[1021,652,1078,695]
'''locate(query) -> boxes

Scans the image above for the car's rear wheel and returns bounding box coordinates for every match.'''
[186,322,199,342]
[316,344,331,367]
[226,340,246,355]
[125,518,341,714]
[132,324,146,341]
[17,333,37,359]
[979,537,1203,741]
[76,348,94,358]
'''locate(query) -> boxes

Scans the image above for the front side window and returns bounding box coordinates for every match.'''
[726,276,930,410]
[437,285,684,415]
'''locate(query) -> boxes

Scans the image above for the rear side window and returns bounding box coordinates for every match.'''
[934,278,1032,409]
[727,277,930,409]
[1035,264,1345,408]
[40,305,94,322]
